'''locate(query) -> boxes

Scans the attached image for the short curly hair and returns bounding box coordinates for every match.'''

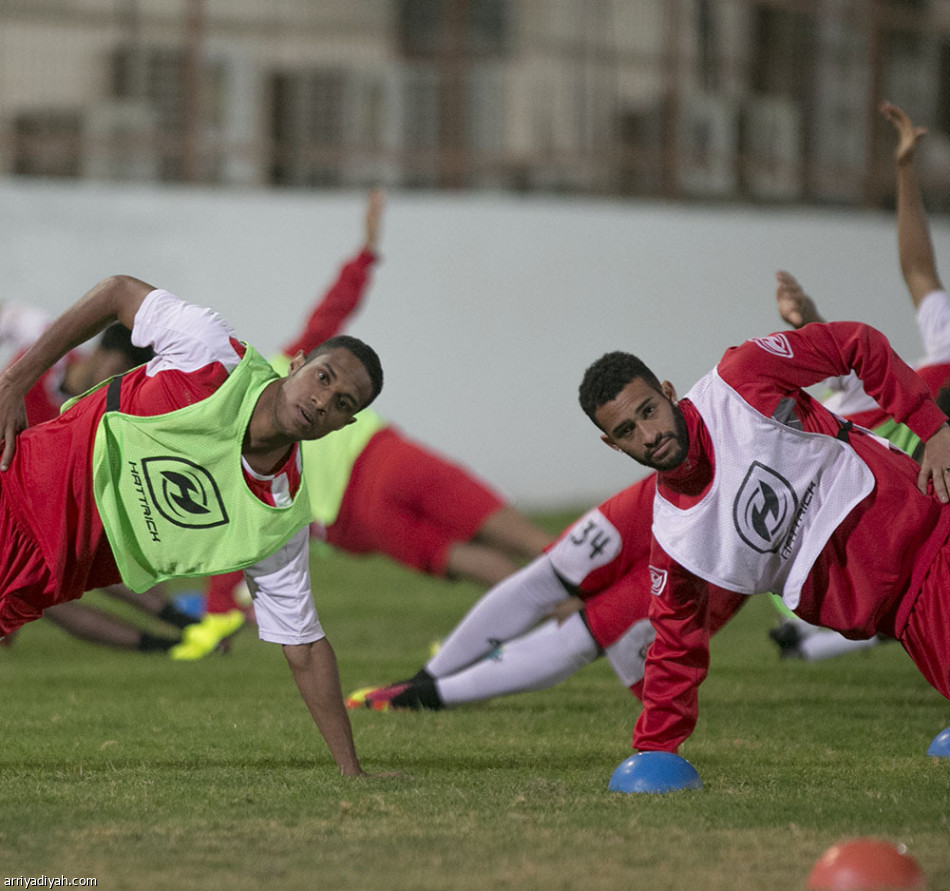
[578,351,661,428]
[306,335,384,409]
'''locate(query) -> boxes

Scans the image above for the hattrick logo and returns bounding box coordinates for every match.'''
[141,456,229,529]
[733,461,798,553]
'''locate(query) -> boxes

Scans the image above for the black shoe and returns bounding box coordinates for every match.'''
[768,621,804,659]
[391,670,443,710]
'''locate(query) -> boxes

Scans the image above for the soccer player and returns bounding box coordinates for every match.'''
[174,190,552,659]
[577,298,950,757]
[346,473,745,712]
[351,103,949,714]
[0,308,196,653]
[0,274,385,776]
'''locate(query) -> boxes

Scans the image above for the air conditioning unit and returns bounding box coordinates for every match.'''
[677,92,739,198]
[741,95,802,201]
[83,100,159,181]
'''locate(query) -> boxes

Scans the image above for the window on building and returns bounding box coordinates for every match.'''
[12,111,83,178]
[750,5,815,101]
[269,69,346,187]
[109,44,224,182]
[397,0,509,187]
[398,0,509,57]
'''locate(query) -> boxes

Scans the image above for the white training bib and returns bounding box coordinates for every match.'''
[652,369,874,609]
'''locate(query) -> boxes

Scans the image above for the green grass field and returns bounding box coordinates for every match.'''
[3,512,950,891]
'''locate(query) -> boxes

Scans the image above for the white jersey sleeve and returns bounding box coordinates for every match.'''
[914,290,950,366]
[244,528,325,645]
[132,289,242,375]
[817,370,877,417]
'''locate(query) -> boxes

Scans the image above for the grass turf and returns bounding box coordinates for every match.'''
[2,514,950,890]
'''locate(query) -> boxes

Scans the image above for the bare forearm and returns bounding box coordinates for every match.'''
[284,638,364,776]
[896,159,942,305]
[3,275,152,397]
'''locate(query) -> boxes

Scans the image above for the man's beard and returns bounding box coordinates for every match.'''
[644,403,689,471]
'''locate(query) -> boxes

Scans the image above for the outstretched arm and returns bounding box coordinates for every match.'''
[281,189,385,357]
[283,638,366,776]
[880,100,942,306]
[0,274,153,470]
[363,187,384,254]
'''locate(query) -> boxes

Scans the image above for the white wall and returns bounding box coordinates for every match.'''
[2,178,945,510]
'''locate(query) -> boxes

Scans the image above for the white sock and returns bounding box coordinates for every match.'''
[427,557,570,678]
[799,630,879,661]
[604,618,655,688]
[437,613,599,706]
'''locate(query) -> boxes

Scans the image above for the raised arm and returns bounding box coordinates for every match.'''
[363,187,384,254]
[775,270,826,330]
[280,189,384,358]
[880,101,942,306]
[0,274,153,470]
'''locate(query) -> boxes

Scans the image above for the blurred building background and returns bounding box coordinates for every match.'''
[4,0,950,506]
[2,0,950,209]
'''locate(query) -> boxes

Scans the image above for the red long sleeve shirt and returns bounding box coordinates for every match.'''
[281,249,377,358]
[633,321,950,753]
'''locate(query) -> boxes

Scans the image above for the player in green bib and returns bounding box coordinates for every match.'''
[177,190,552,660]
[0,272,388,778]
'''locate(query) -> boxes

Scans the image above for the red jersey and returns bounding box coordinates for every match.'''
[20,356,74,425]
[635,321,950,753]
[548,473,744,698]
[2,290,302,605]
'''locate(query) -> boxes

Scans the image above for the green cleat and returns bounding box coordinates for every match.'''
[169,609,246,661]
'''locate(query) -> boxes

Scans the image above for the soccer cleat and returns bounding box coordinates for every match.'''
[345,683,413,712]
[169,609,245,661]
[346,671,442,711]
[344,686,377,710]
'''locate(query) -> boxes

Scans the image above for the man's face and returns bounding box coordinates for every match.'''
[594,377,689,471]
[277,347,373,441]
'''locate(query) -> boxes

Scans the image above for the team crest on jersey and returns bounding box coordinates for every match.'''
[649,566,668,596]
[733,461,797,553]
[750,332,794,358]
[141,456,229,529]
